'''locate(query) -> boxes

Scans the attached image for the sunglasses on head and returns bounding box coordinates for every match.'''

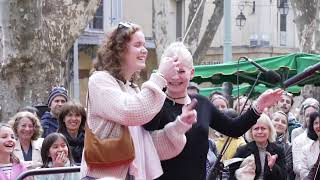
[282,91,293,98]
[117,22,134,30]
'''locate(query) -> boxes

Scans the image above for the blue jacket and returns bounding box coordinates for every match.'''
[41,112,58,138]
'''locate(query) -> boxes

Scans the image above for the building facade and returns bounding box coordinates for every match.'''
[69,0,299,104]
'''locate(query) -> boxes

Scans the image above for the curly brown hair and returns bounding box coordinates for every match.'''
[93,22,142,83]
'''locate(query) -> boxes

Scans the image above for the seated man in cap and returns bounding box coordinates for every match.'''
[41,86,68,138]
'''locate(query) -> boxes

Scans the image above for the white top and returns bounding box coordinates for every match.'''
[300,140,319,179]
[13,138,44,169]
[292,131,313,180]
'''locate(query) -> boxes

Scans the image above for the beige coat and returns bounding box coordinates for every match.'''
[14,138,44,169]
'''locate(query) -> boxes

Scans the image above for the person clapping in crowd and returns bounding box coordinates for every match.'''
[229,114,286,180]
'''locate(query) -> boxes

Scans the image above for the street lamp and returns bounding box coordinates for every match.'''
[278,0,289,15]
[235,1,254,29]
[236,12,246,28]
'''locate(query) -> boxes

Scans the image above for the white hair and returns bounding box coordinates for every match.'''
[245,114,277,143]
[161,42,193,68]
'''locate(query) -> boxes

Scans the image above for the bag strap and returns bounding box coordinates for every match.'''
[85,85,122,133]
[86,80,131,137]
[85,88,90,129]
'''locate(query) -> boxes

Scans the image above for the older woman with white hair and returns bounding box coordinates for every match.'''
[9,111,44,169]
[228,114,286,180]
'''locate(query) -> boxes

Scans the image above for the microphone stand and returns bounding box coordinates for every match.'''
[207,72,262,180]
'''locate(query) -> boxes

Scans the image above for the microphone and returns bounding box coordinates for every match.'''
[283,62,320,88]
[241,56,281,84]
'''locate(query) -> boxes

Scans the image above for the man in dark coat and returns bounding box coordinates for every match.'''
[41,86,68,138]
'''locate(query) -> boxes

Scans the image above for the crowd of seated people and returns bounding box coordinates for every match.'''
[187,85,319,180]
[0,87,85,180]
[0,81,319,180]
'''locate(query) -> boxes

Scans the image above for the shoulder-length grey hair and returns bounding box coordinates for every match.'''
[245,113,277,143]
[9,111,43,140]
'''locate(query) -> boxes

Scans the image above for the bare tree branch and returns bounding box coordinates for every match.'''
[290,0,317,52]
[291,0,320,102]
[0,0,100,120]
[193,0,223,65]
[152,0,170,62]
[184,0,206,53]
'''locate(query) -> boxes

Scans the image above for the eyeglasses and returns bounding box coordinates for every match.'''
[117,22,133,30]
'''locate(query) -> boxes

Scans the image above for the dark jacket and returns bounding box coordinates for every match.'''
[62,130,85,164]
[276,136,295,180]
[229,141,286,180]
[306,153,320,180]
[143,94,260,180]
[288,116,301,142]
[41,112,58,138]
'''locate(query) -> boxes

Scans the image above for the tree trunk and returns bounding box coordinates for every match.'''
[152,0,171,62]
[314,0,320,52]
[193,0,224,65]
[184,0,206,53]
[0,0,100,121]
[290,0,317,52]
[153,0,223,65]
[291,0,320,102]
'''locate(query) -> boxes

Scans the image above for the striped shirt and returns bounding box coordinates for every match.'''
[0,163,13,179]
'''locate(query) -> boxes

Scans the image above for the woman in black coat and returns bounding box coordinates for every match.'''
[57,101,86,164]
[229,114,286,180]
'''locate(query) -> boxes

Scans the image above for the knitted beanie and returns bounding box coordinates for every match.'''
[47,87,68,106]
